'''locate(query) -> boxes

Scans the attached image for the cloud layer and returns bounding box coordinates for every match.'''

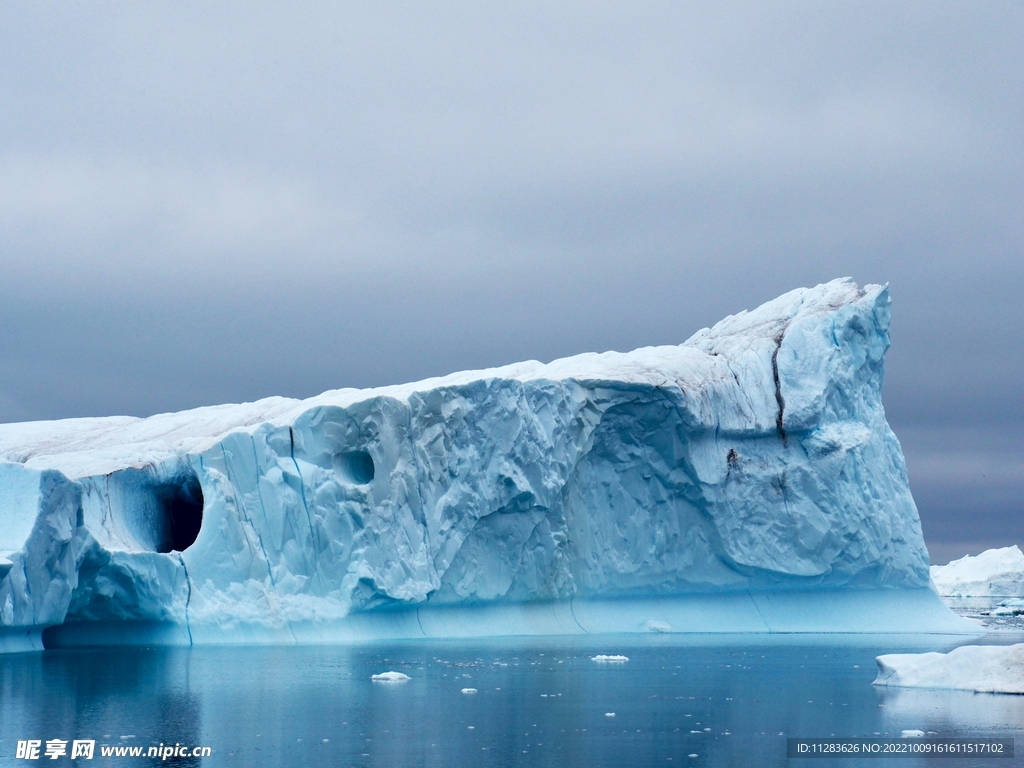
[1,2,1021,560]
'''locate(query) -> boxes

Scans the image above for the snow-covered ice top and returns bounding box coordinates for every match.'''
[930,546,1024,598]
[874,644,1024,694]
[0,278,974,650]
[1,278,885,479]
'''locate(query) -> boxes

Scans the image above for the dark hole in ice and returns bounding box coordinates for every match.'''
[336,450,375,484]
[156,473,204,553]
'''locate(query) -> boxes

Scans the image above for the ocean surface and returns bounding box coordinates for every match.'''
[2,633,1021,767]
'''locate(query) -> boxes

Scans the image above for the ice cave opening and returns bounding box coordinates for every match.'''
[335,450,375,485]
[155,473,204,553]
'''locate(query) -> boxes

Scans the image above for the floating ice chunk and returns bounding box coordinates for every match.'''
[461,688,477,694]
[901,730,925,738]
[371,671,410,682]
[874,644,1024,693]
[592,655,629,663]
[986,606,1022,617]
[605,712,616,717]
[983,597,1024,616]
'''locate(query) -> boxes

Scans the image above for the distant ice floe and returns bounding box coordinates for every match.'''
[461,688,477,694]
[592,655,629,663]
[874,644,1024,694]
[371,671,410,682]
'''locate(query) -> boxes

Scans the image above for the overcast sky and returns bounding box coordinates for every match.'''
[1,2,1020,563]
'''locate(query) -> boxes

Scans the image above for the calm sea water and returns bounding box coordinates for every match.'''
[2,634,1021,767]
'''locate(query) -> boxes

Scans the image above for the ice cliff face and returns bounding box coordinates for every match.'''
[0,279,970,650]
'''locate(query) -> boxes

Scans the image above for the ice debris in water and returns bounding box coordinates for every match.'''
[901,730,925,738]
[605,713,616,717]
[461,688,477,694]
[592,655,629,663]
[874,644,1024,693]
[371,671,410,682]
[985,598,1024,617]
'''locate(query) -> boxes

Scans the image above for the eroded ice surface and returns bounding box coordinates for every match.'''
[0,279,975,651]
[931,546,1024,598]
[874,644,1024,694]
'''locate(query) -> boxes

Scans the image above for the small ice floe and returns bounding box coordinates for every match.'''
[591,655,629,663]
[605,712,616,717]
[371,671,411,682]
[874,643,1024,693]
[985,599,1024,617]
[461,688,478,694]
[901,730,925,738]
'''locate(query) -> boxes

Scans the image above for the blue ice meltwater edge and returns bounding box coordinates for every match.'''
[2,634,1022,768]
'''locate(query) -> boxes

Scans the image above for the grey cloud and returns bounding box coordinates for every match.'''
[0,1,1021,560]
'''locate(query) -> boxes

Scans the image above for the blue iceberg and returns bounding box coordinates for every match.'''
[0,278,976,652]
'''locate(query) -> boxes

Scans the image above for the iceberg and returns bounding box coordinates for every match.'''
[0,279,976,652]
[874,644,1024,693]
[930,546,1024,599]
